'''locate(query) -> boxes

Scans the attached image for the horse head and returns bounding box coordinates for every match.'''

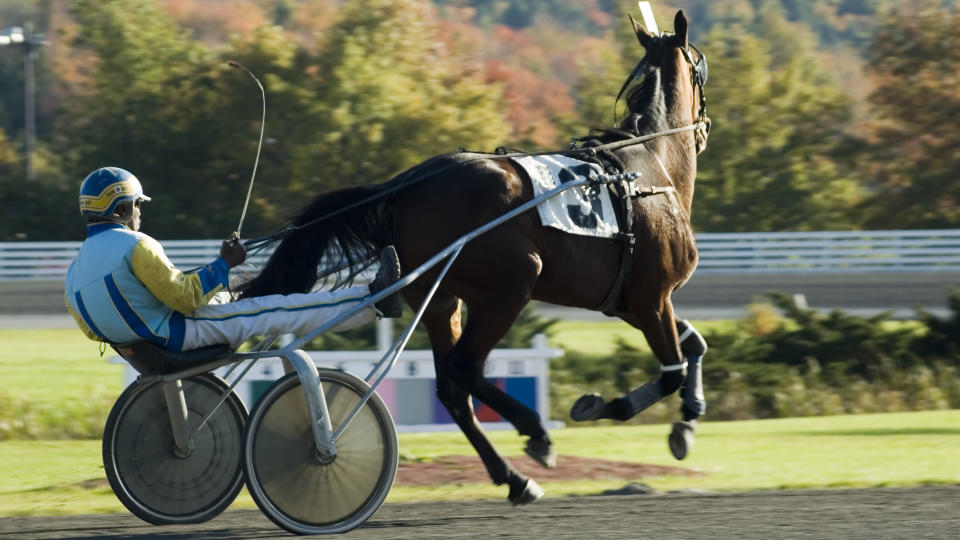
[608,9,710,211]
[620,10,710,152]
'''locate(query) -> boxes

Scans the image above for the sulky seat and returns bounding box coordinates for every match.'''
[111,341,234,376]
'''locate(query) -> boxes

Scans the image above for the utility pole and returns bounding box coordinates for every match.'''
[1,23,47,182]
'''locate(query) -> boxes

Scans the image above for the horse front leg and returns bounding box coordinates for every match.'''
[570,297,687,422]
[670,318,708,460]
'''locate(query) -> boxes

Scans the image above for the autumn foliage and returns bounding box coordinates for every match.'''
[0,0,957,240]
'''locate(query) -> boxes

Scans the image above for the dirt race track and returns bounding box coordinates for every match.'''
[2,486,959,540]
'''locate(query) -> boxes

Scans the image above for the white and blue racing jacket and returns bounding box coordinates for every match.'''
[64,223,230,350]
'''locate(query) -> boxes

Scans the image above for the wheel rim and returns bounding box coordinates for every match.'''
[251,378,391,526]
[110,378,244,519]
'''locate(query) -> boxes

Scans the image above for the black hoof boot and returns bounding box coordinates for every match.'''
[524,437,557,469]
[668,421,697,460]
[571,394,634,422]
[570,393,605,421]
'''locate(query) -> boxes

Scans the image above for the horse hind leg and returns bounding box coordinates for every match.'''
[444,301,555,503]
[450,298,556,466]
[415,289,546,505]
[570,296,687,422]
[436,365,542,502]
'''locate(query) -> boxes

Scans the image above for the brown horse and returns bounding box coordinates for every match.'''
[241,10,710,504]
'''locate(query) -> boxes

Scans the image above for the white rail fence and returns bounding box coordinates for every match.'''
[0,240,276,281]
[694,229,960,274]
[2,229,960,281]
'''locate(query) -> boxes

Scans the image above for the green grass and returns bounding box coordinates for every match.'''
[1,410,957,516]
[0,329,125,406]
[0,330,125,439]
[1,328,957,516]
[546,319,736,356]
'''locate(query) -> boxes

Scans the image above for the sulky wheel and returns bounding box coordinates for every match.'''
[243,368,399,535]
[102,373,247,524]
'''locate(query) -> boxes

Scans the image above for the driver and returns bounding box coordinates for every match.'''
[64,167,402,353]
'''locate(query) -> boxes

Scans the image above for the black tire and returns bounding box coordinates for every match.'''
[243,369,399,534]
[102,373,247,525]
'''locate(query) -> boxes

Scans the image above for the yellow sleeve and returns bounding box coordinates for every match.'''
[65,296,101,341]
[130,236,231,313]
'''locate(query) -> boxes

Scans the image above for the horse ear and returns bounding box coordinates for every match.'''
[674,10,689,48]
[629,13,654,48]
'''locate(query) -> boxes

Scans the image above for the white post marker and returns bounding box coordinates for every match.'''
[637,1,659,34]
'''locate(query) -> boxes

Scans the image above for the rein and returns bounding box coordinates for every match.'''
[241,121,706,251]
[242,32,708,254]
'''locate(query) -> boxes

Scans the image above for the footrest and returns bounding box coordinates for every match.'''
[112,341,233,376]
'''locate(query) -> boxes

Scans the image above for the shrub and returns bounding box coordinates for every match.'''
[550,290,960,423]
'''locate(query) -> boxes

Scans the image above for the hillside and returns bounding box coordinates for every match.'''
[0,0,957,239]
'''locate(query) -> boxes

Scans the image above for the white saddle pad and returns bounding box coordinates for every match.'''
[511,154,619,239]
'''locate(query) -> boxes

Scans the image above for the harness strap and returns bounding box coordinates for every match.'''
[596,188,635,315]
[593,177,675,315]
[241,121,707,252]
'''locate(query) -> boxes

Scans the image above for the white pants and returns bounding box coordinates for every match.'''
[181,286,378,350]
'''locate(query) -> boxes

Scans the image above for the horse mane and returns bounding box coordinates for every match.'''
[623,68,668,136]
[582,67,668,146]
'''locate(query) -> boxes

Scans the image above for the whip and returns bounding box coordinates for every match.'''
[228,60,265,237]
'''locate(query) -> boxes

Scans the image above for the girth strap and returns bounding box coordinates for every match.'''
[592,173,676,315]
[596,178,635,316]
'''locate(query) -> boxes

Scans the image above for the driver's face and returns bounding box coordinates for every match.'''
[129,199,142,231]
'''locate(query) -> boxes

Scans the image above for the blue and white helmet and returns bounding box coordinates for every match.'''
[78,167,151,218]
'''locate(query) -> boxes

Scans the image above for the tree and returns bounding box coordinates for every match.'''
[436,0,612,32]
[677,0,882,48]
[299,0,511,193]
[692,19,864,232]
[186,24,317,238]
[571,3,864,231]
[62,0,218,238]
[61,0,312,239]
[859,2,960,228]
[53,0,510,241]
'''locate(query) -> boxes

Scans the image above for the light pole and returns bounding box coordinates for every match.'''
[1,23,47,182]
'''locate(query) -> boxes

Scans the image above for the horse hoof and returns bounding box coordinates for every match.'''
[524,438,557,469]
[668,421,696,460]
[570,393,605,421]
[509,478,545,506]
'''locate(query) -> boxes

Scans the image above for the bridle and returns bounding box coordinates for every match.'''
[680,43,709,153]
[614,36,709,153]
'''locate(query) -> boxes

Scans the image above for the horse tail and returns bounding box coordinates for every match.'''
[238,183,393,298]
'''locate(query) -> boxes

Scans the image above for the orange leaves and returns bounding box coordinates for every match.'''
[483,60,574,147]
[162,0,268,42]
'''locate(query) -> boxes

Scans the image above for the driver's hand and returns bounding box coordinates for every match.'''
[220,232,247,268]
